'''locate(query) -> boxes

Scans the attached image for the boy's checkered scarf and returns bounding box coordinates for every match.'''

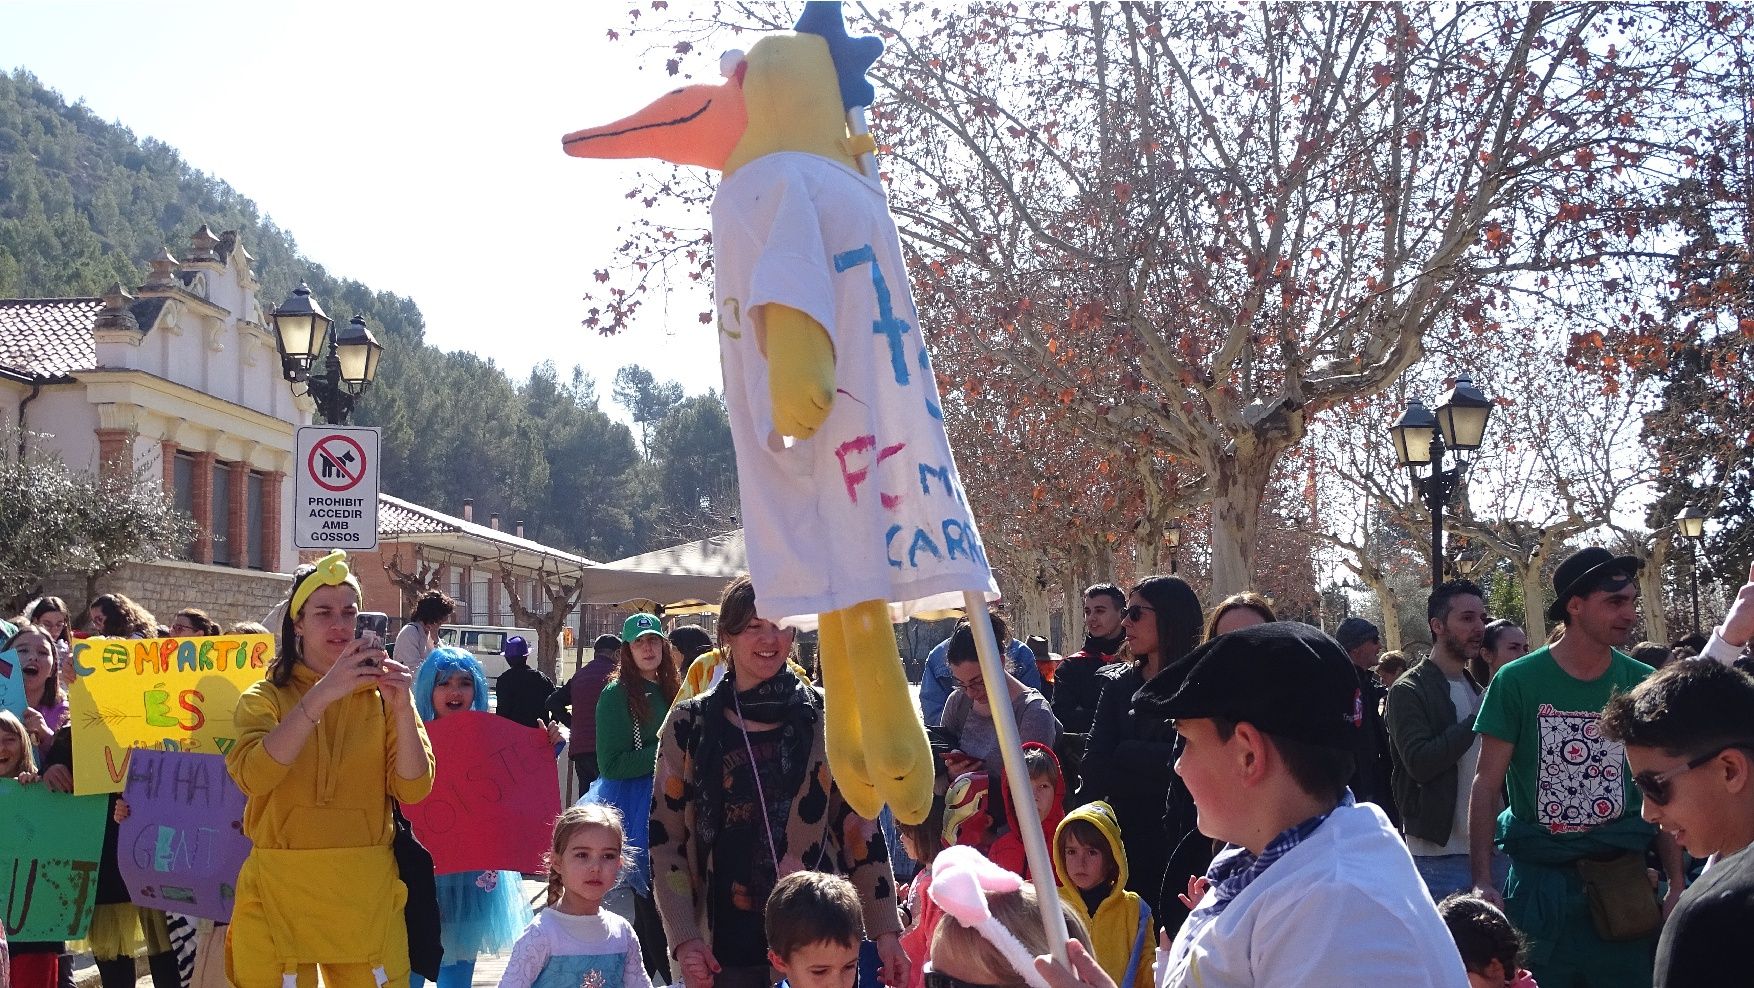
[1202,789,1355,918]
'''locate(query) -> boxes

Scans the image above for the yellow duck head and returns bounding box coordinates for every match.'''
[562,2,879,177]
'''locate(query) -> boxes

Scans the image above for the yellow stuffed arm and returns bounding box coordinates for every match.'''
[762,303,836,439]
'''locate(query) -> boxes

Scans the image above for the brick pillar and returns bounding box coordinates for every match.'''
[160,440,177,490]
[228,462,249,570]
[95,429,132,479]
[191,450,216,564]
[261,471,285,572]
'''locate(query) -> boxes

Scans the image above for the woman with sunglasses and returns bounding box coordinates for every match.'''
[648,576,906,988]
[1074,576,1204,926]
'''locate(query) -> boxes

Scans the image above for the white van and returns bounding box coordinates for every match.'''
[434,623,538,682]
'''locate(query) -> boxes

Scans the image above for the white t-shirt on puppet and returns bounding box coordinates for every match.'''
[711,151,998,625]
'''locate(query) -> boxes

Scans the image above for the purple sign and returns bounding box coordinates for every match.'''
[117,751,251,921]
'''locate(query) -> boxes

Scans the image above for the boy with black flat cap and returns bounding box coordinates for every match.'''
[1133,622,1466,987]
[1467,546,1683,988]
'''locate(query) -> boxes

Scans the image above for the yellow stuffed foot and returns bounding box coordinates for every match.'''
[818,614,882,818]
[822,600,935,824]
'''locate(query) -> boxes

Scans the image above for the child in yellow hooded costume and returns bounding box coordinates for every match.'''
[224,551,435,988]
[1052,801,1154,988]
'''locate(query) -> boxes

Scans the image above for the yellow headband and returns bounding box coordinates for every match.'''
[290,550,363,619]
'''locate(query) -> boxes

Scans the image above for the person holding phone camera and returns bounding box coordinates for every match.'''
[224,550,435,988]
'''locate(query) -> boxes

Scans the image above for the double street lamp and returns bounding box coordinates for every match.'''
[1389,375,1494,589]
[270,282,383,424]
[1677,504,1709,634]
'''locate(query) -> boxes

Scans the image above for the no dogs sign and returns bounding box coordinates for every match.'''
[293,425,379,550]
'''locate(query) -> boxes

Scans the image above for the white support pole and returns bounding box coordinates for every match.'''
[848,106,878,177]
[964,590,1071,967]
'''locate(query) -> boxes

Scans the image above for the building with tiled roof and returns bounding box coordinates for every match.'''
[3,227,316,625]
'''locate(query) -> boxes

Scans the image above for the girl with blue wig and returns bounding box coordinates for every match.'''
[412,647,535,988]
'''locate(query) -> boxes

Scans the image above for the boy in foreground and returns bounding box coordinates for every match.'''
[1036,623,1468,988]
[1599,659,1754,987]
[766,872,867,988]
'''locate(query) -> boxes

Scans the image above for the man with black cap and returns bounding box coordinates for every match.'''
[1335,616,1397,824]
[1467,546,1683,987]
[1133,622,1466,986]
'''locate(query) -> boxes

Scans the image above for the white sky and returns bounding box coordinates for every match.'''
[0,1,726,412]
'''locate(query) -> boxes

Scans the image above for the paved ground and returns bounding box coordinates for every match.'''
[121,879,637,988]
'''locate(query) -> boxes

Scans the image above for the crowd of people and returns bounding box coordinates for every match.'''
[5,545,1754,988]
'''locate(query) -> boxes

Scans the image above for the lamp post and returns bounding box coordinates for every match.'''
[1677,504,1708,634]
[1166,518,1183,575]
[1389,375,1493,589]
[270,282,383,424]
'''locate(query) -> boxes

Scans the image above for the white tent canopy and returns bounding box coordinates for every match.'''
[580,529,747,609]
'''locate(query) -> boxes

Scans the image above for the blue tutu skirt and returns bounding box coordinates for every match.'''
[434,869,531,959]
[583,774,654,895]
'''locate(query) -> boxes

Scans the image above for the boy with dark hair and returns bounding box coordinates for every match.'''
[1052,584,1129,735]
[1133,622,1466,986]
[1599,659,1754,987]
[766,871,865,988]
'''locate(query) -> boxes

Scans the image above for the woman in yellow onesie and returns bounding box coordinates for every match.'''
[224,551,435,988]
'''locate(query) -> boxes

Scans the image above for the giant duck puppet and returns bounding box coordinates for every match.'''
[564,2,996,825]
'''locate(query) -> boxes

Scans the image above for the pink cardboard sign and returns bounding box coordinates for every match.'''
[400,711,560,875]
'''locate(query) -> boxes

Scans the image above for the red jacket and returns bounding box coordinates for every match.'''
[988,741,1067,879]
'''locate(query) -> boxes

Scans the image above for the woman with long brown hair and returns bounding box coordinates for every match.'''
[84,593,156,638]
[648,576,906,988]
[589,613,682,981]
[224,550,434,987]
[1076,575,1206,928]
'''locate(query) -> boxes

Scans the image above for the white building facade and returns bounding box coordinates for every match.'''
[0,226,313,623]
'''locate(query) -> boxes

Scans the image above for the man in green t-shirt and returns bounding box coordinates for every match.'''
[1468,546,1685,987]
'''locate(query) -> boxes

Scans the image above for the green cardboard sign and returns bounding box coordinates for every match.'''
[1,779,109,939]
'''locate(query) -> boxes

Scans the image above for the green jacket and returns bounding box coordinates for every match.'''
[594,678,670,780]
[1384,657,1481,846]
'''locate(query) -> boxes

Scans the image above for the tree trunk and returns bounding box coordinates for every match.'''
[498,568,582,681]
[1360,566,1404,653]
[1207,451,1273,599]
[1516,551,1550,642]
[1638,540,1670,645]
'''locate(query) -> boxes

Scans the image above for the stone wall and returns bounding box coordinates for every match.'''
[46,559,291,631]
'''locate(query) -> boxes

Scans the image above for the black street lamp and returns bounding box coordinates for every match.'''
[1167,518,1183,575]
[1389,375,1493,589]
[1677,504,1708,634]
[270,282,383,424]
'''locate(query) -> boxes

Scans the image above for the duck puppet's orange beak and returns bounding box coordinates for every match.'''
[561,73,748,172]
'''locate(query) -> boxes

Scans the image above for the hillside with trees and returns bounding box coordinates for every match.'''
[0,68,736,560]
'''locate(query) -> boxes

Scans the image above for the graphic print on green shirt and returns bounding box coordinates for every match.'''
[1473,645,1654,834]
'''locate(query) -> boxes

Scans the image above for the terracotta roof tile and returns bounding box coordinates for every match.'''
[0,298,103,377]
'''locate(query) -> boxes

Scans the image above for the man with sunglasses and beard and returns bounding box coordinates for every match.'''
[1600,659,1754,987]
[1467,547,1685,988]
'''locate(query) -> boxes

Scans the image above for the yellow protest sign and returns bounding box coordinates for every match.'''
[68,634,273,794]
